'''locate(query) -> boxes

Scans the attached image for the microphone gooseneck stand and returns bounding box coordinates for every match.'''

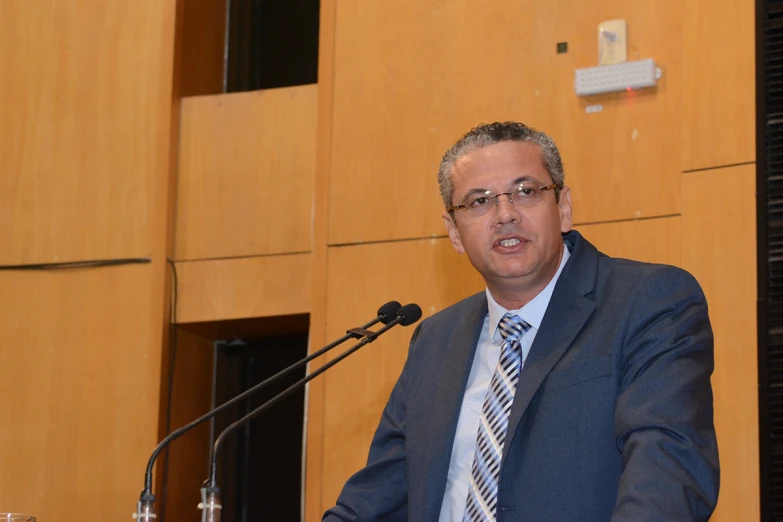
[134,301,402,521]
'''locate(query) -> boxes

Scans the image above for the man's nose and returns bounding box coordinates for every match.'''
[494,194,520,224]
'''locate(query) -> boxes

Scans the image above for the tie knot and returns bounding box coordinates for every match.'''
[498,313,529,342]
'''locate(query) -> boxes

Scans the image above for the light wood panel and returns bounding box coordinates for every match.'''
[320,239,484,509]
[0,264,164,521]
[328,0,683,245]
[161,328,214,522]
[175,253,312,323]
[681,164,758,521]
[682,0,755,171]
[576,216,681,267]
[0,1,180,520]
[175,86,318,261]
[0,0,177,265]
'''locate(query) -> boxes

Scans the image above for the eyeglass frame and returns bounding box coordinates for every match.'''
[446,182,561,218]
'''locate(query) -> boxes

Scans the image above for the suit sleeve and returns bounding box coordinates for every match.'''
[611,267,720,521]
[322,323,422,522]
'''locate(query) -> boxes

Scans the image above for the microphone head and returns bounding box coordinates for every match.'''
[396,303,423,326]
[378,301,402,324]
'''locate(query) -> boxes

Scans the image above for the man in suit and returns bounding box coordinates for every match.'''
[323,122,719,521]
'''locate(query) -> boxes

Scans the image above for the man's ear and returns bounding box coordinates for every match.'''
[558,186,573,233]
[442,212,465,254]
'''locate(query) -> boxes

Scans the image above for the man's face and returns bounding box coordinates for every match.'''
[443,141,573,307]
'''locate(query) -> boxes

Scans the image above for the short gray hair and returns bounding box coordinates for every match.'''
[437,121,565,210]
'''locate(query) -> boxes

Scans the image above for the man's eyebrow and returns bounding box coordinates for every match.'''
[461,187,492,200]
[462,176,541,196]
[512,175,541,185]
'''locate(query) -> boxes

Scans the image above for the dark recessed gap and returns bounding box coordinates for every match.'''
[164,314,310,522]
[179,0,320,96]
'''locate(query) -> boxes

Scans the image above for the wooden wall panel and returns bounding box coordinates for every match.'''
[328,0,683,245]
[320,239,484,508]
[175,253,312,323]
[0,264,164,521]
[576,216,681,267]
[175,86,317,261]
[161,328,214,522]
[682,165,758,521]
[0,1,176,265]
[682,0,755,171]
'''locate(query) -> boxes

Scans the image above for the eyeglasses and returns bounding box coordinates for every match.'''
[447,183,560,219]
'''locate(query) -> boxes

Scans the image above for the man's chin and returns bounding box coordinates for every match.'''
[485,267,537,284]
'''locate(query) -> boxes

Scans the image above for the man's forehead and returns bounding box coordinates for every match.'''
[454,142,541,170]
[451,143,549,187]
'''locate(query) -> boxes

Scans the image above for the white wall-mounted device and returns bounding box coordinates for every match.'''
[574,58,662,97]
[598,20,627,65]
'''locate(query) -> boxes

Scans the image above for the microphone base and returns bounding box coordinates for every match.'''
[198,488,222,522]
[132,500,156,521]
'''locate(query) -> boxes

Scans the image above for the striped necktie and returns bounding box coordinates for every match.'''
[463,313,530,522]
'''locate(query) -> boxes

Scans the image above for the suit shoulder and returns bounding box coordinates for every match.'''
[598,255,704,294]
[590,257,708,323]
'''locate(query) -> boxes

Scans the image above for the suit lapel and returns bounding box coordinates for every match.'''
[420,294,488,521]
[502,231,598,460]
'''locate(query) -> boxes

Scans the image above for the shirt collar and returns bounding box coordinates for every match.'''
[486,242,571,343]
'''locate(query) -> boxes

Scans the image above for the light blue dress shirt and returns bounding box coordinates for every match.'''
[437,245,571,521]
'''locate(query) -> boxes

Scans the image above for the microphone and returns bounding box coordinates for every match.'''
[198,303,423,519]
[134,301,403,520]
[394,302,424,326]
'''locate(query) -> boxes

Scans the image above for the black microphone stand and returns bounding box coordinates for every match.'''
[134,301,402,521]
[198,304,423,521]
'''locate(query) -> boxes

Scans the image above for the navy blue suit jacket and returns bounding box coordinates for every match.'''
[324,231,719,521]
